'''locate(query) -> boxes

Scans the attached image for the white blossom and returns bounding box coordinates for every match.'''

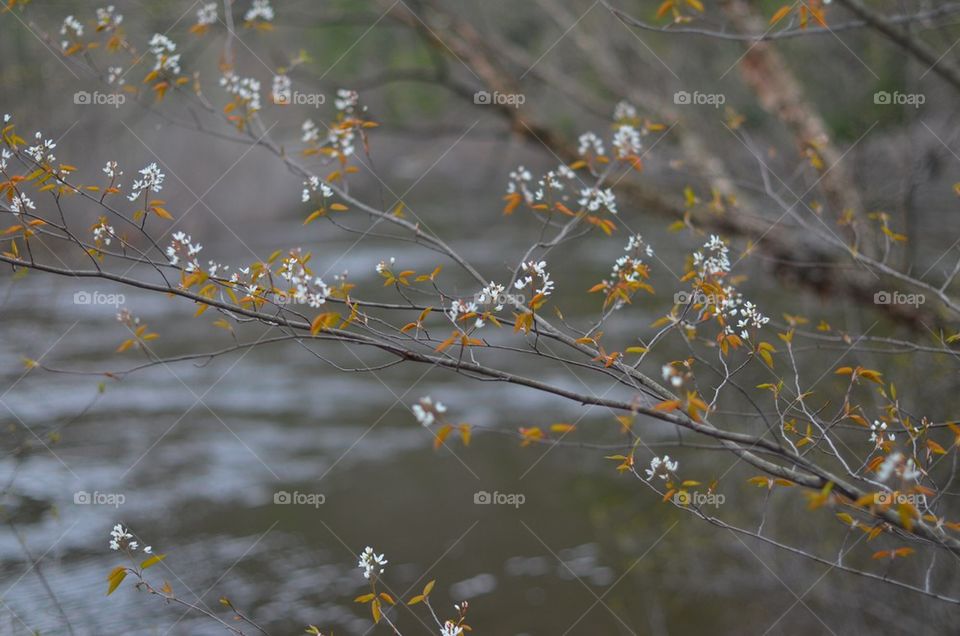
[506,165,534,203]
[103,160,122,180]
[9,192,36,216]
[301,119,320,144]
[220,71,262,112]
[60,15,83,51]
[515,260,555,297]
[870,420,895,444]
[577,132,604,157]
[197,2,218,26]
[244,0,275,22]
[334,89,360,114]
[147,34,181,74]
[302,175,333,203]
[644,455,678,480]
[441,622,464,636]
[578,187,617,215]
[127,162,165,201]
[412,396,446,427]
[612,125,642,158]
[166,232,203,268]
[614,100,638,122]
[106,66,125,86]
[109,523,132,551]
[25,131,57,165]
[477,281,506,311]
[357,546,387,579]
[93,219,116,246]
[693,234,730,277]
[96,6,123,30]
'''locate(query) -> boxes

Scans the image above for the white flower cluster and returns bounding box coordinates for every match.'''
[328,127,357,159]
[505,165,533,203]
[127,162,165,201]
[608,234,653,285]
[60,15,84,51]
[302,175,333,203]
[533,164,576,203]
[693,234,730,277]
[301,119,320,144]
[148,34,181,75]
[334,89,360,114]
[277,252,331,307]
[96,6,123,30]
[876,451,921,483]
[25,131,57,165]
[412,396,446,427]
[220,71,262,112]
[515,260,555,297]
[375,256,395,275]
[662,364,684,388]
[357,546,387,579]
[197,3,218,26]
[505,163,578,206]
[103,160,122,182]
[10,191,36,216]
[307,90,364,158]
[0,147,11,172]
[612,125,642,159]
[644,455,678,481]
[93,219,116,246]
[477,281,506,311]
[271,74,291,104]
[109,523,151,553]
[870,420,895,445]
[447,298,480,328]
[690,236,769,339]
[244,0,275,22]
[578,187,618,215]
[577,132,605,157]
[106,66,125,86]
[166,231,205,272]
[719,288,769,339]
[613,100,638,123]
